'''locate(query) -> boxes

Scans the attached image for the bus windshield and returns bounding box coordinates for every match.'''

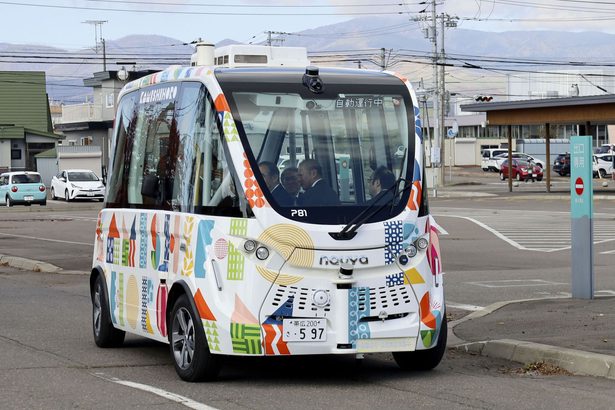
[219,71,415,224]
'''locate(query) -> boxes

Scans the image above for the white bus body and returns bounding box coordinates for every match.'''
[90,52,446,381]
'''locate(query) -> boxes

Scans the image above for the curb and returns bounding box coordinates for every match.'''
[0,254,84,275]
[449,297,615,380]
[455,339,615,380]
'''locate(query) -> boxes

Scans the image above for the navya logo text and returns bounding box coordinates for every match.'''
[319,256,369,266]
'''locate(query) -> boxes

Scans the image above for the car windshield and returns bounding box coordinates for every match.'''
[12,174,41,183]
[68,171,99,181]
[218,69,415,224]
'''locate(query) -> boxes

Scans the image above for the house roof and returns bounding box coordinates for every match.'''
[35,148,57,158]
[0,71,51,132]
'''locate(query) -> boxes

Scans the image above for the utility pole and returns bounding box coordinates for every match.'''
[265,31,291,46]
[83,20,108,71]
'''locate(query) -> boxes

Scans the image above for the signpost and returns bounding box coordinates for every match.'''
[570,136,594,299]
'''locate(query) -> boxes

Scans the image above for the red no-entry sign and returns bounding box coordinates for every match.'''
[575,177,584,195]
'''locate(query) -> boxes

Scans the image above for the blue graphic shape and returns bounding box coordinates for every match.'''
[139,213,147,269]
[386,272,405,287]
[195,220,215,278]
[106,238,114,263]
[264,297,295,324]
[348,287,371,347]
[413,161,421,182]
[158,214,171,272]
[414,106,423,141]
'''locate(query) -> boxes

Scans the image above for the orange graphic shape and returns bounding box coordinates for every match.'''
[108,213,120,238]
[263,324,290,355]
[214,94,231,112]
[194,289,216,321]
[420,292,437,329]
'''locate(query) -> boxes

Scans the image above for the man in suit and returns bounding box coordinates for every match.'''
[281,166,301,206]
[258,161,293,206]
[368,166,396,203]
[297,159,339,206]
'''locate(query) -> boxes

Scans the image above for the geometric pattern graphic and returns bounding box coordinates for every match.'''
[241,152,266,209]
[126,274,139,329]
[426,219,442,276]
[386,272,405,287]
[258,224,314,268]
[181,216,195,277]
[348,287,371,348]
[222,111,239,143]
[262,324,290,355]
[230,323,262,354]
[419,292,437,329]
[204,321,221,352]
[227,219,247,280]
[255,266,303,286]
[214,238,228,259]
[384,221,404,264]
[139,213,148,269]
[408,180,422,211]
[404,267,425,284]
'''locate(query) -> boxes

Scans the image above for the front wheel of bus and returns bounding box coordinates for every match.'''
[92,275,125,347]
[393,315,447,371]
[170,295,221,382]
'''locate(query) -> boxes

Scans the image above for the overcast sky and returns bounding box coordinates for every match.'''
[3,0,615,49]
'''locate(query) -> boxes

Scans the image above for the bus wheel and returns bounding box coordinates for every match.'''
[393,315,447,371]
[92,275,125,347]
[170,295,221,382]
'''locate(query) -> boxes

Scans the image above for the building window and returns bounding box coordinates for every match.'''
[11,149,21,160]
[81,136,93,146]
[106,93,115,108]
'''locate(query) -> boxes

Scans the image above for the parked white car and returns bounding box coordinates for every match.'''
[493,152,545,171]
[50,169,105,202]
[481,148,508,171]
[593,154,614,178]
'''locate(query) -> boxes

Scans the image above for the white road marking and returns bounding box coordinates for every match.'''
[434,208,615,253]
[446,302,484,311]
[0,232,93,246]
[91,373,218,410]
[466,279,568,288]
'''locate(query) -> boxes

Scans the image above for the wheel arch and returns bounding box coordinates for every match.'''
[90,266,106,301]
[166,280,201,338]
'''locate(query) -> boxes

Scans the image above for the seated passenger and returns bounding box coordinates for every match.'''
[281,166,301,206]
[368,166,397,204]
[258,161,293,206]
[297,159,339,206]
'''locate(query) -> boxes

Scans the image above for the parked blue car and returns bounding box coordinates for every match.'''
[0,171,47,206]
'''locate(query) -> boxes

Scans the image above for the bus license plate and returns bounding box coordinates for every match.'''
[283,318,326,342]
[24,196,34,201]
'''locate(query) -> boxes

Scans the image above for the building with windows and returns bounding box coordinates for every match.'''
[0,71,61,173]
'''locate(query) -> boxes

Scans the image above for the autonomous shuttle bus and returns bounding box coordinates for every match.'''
[90,44,446,381]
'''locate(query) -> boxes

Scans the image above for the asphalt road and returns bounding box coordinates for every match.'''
[1,266,614,409]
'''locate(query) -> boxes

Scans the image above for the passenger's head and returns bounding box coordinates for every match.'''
[258,161,280,191]
[281,166,300,195]
[298,159,322,190]
[369,166,396,197]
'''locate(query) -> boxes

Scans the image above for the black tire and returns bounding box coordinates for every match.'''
[51,187,56,199]
[40,201,46,206]
[600,169,607,178]
[393,314,447,371]
[65,190,71,202]
[558,171,565,177]
[6,195,12,207]
[537,176,543,181]
[499,172,505,181]
[169,295,221,382]
[92,274,125,347]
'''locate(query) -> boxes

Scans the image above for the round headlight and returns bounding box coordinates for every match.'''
[256,246,270,260]
[244,240,257,253]
[405,244,418,258]
[416,237,429,251]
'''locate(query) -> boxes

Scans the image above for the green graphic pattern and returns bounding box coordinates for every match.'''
[230,323,262,354]
[227,219,247,280]
[223,112,239,142]
[204,320,220,352]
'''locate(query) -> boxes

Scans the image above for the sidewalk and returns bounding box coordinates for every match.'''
[450,296,615,379]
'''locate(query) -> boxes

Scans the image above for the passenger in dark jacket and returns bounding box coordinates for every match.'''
[259,161,293,206]
[297,159,339,206]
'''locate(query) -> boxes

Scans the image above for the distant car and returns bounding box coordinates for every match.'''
[499,159,543,182]
[0,171,47,207]
[493,152,546,171]
[593,153,614,178]
[51,169,105,202]
[594,144,614,155]
[481,148,508,172]
[553,153,570,176]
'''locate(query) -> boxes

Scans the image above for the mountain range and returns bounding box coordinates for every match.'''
[2,15,615,103]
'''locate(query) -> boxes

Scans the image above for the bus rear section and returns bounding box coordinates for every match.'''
[91,62,446,381]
